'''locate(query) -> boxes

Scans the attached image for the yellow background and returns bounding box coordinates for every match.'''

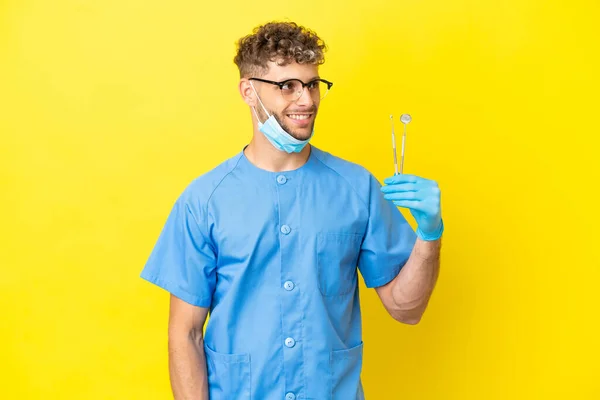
[1,0,599,398]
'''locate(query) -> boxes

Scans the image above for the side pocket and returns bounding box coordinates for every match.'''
[204,344,251,400]
[316,232,362,297]
[330,341,364,400]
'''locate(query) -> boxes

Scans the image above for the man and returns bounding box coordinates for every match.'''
[141,21,444,400]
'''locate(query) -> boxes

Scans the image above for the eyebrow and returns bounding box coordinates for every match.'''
[278,76,321,82]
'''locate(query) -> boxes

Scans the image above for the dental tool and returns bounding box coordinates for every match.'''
[399,114,411,174]
[391,114,412,175]
[390,115,399,175]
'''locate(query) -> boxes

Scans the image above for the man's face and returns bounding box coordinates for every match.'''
[251,61,321,141]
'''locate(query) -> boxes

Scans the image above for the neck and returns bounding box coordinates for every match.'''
[244,131,311,173]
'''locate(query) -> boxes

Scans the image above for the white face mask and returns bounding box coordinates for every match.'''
[250,82,314,153]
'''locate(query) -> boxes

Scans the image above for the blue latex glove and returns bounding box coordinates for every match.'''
[381,174,444,241]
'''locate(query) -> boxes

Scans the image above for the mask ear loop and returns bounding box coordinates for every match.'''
[250,81,270,124]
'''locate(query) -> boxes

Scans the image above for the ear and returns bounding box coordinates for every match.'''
[239,78,257,107]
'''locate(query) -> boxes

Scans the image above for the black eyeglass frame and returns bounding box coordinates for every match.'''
[248,77,334,99]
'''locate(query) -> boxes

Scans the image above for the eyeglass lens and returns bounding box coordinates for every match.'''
[281,80,329,101]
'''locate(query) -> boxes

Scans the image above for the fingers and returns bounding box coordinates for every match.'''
[383,174,421,185]
[382,186,440,213]
[383,191,420,201]
[380,174,440,214]
[380,183,418,193]
[385,193,426,211]
[391,200,423,210]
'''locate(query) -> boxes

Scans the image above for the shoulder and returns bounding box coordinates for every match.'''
[311,146,373,178]
[177,151,244,209]
[311,146,378,187]
[310,146,381,208]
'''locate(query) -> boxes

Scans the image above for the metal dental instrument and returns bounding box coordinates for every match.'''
[399,114,412,174]
[390,115,399,175]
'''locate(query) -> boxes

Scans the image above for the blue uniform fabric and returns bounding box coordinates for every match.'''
[140,146,417,400]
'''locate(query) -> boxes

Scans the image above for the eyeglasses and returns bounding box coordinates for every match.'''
[249,77,333,102]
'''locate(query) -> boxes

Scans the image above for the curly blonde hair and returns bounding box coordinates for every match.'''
[233,21,327,78]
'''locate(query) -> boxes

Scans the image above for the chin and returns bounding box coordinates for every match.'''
[286,125,314,141]
[291,132,313,141]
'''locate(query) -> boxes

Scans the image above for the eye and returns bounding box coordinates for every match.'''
[281,80,303,94]
[308,81,320,90]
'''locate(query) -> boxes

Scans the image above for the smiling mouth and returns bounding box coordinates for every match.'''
[286,113,313,121]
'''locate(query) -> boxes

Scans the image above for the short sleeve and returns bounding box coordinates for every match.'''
[358,174,417,288]
[140,193,217,308]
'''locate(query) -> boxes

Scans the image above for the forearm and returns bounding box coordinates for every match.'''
[168,329,209,400]
[390,237,441,324]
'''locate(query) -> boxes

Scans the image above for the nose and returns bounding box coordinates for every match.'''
[295,85,315,107]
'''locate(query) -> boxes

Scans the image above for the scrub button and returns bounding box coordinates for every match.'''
[284,281,295,291]
[277,175,287,184]
[285,393,296,400]
[284,337,296,348]
[280,225,291,235]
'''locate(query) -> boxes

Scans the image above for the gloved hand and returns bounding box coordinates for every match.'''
[380,174,444,241]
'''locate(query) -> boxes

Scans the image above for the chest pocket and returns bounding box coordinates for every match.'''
[316,232,363,297]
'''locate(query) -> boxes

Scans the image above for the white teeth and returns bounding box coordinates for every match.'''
[288,114,310,120]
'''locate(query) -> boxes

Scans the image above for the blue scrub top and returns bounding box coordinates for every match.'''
[141,145,417,400]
